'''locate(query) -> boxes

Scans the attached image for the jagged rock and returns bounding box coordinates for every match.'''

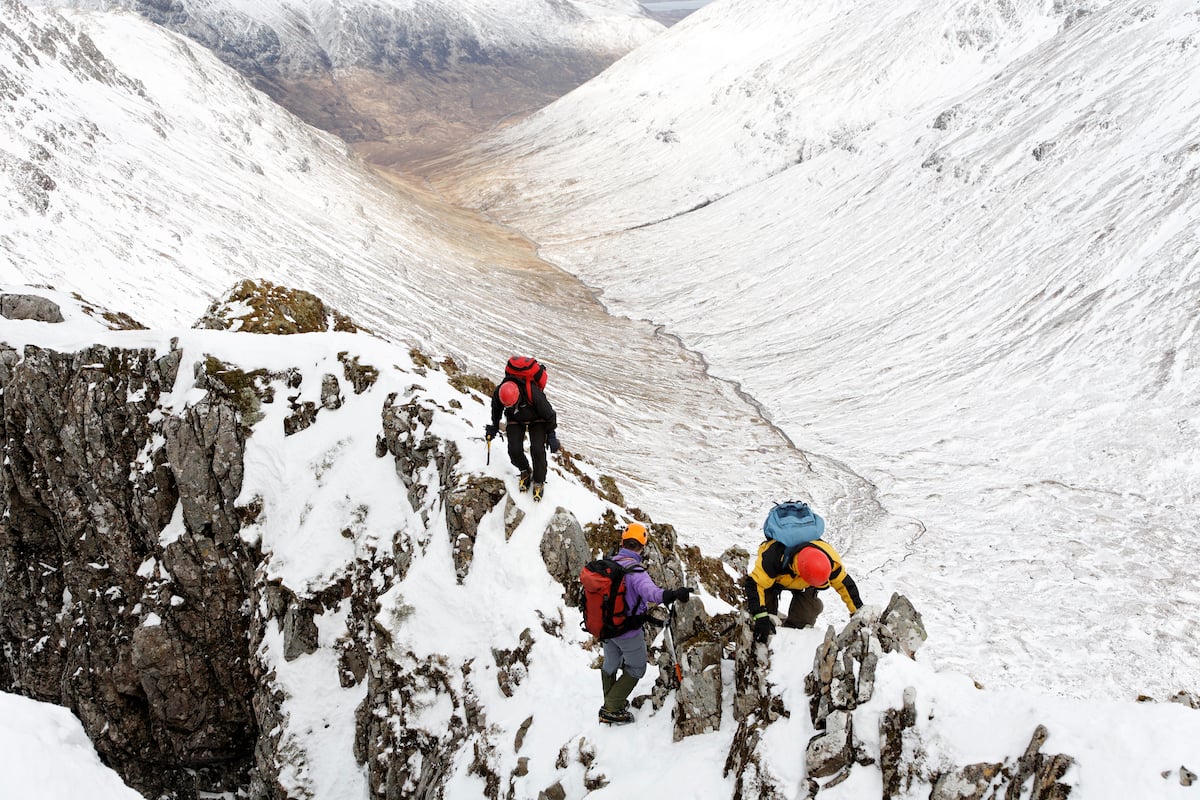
[281,601,320,661]
[878,593,927,658]
[724,623,787,799]
[1181,766,1197,786]
[514,716,533,751]
[492,628,534,698]
[672,641,722,740]
[930,762,1003,800]
[378,394,459,518]
[445,475,506,583]
[354,651,481,800]
[1169,690,1199,709]
[879,687,920,799]
[0,343,257,798]
[808,709,854,779]
[539,508,590,606]
[339,351,380,394]
[538,782,566,800]
[503,495,525,540]
[321,373,343,409]
[0,293,64,322]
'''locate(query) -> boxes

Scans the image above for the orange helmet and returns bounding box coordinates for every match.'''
[793,547,832,586]
[623,522,647,546]
[498,381,520,407]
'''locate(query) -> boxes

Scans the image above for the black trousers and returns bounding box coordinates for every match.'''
[507,421,549,482]
[764,586,824,629]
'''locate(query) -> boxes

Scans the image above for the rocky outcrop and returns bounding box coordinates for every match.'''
[0,293,64,322]
[803,594,1075,799]
[0,341,257,798]
[195,279,359,334]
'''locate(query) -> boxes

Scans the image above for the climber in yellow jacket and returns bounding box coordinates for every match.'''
[744,538,863,643]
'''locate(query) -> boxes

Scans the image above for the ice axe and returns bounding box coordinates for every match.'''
[663,603,683,688]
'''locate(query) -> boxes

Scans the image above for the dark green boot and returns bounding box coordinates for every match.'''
[603,672,639,713]
[601,670,616,700]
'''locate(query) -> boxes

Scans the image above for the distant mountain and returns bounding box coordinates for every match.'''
[26,0,664,165]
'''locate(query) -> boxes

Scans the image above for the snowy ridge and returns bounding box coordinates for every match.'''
[431,0,1200,700]
[0,0,815,542]
[2,288,1197,800]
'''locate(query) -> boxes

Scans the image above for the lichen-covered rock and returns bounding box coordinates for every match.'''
[0,342,257,798]
[539,508,589,606]
[195,279,359,334]
[0,293,64,322]
[445,475,506,583]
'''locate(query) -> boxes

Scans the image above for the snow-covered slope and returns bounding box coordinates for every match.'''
[0,692,143,800]
[433,0,1200,700]
[436,0,1094,237]
[3,288,1198,800]
[0,1,819,551]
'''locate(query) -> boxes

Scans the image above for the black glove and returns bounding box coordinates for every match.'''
[753,614,775,643]
[661,587,693,604]
[485,424,499,441]
[547,432,561,453]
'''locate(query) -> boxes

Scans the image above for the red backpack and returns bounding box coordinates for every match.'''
[579,558,647,639]
[505,356,548,401]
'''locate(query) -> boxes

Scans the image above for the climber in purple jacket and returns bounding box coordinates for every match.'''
[599,522,693,725]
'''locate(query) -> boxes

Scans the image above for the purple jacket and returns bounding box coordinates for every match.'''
[611,548,664,640]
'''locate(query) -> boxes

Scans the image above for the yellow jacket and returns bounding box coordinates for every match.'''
[744,539,862,615]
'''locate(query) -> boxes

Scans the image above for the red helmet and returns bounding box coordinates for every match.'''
[498,381,520,407]
[793,547,832,586]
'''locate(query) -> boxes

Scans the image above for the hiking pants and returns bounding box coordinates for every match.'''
[784,587,823,628]
[601,634,648,680]
[507,421,549,482]
[765,586,823,628]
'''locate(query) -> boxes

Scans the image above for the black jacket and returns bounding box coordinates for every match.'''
[491,379,556,429]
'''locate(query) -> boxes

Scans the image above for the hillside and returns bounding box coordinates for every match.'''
[25,0,664,164]
[430,0,1200,699]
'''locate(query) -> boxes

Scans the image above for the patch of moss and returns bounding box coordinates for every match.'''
[201,354,272,429]
[409,347,434,370]
[679,544,740,606]
[201,279,360,334]
[438,355,495,397]
[598,475,625,506]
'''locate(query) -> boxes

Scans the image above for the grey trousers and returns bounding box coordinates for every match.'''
[601,634,648,679]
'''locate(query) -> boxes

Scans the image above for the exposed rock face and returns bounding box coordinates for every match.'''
[0,293,64,322]
[803,594,1075,799]
[0,341,258,798]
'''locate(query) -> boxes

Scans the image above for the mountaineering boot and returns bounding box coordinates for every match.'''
[598,706,634,725]
[532,483,545,502]
[601,670,616,699]
[602,672,639,716]
[518,470,532,492]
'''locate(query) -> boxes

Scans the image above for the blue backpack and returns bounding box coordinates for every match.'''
[763,501,825,558]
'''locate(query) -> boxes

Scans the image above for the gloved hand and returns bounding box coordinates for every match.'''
[753,614,775,643]
[661,587,694,604]
[547,432,561,453]
[485,424,499,441]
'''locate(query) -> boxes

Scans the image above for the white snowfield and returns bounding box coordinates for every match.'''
[436,0,1200,701]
